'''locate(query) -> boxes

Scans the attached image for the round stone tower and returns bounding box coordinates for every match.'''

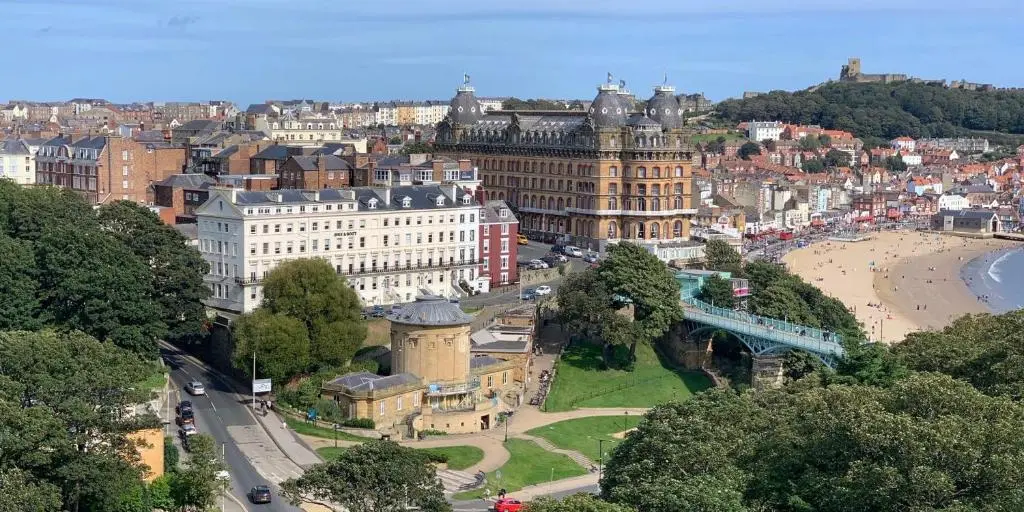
[388,295,473,384]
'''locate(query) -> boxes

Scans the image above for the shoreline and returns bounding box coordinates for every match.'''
[782,231,1014,344]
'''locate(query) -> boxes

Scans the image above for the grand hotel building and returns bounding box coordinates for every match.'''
[435,78,697,253]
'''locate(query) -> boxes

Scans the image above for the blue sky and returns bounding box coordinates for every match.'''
[2,0,1022,105]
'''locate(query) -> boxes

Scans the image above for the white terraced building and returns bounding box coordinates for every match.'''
[194,185,482,313]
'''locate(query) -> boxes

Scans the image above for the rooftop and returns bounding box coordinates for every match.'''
[388,294,473,326]
[325,371,422,392]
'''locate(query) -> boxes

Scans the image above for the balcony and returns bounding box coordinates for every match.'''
[425,378,481,397]
[234,259,484,286]
[565,207,698,216]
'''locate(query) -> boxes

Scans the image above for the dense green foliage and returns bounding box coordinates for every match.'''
[281,441,451,512]
[602,373,1024,512]
[703,239,742,276]
[0,331,160,511]
[0,182,209,357]
[737,142,761,160]
[743,261,862,339]
[716,81,1024,143]
[895,311,1024,398]
[502,98,578,110]
[233,258,367,382]
[696,275,735,309]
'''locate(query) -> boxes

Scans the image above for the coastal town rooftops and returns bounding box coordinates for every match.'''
[388,294,473,327]
[156,174,216,189]
[288,154,352,171]
[0,139,29,155]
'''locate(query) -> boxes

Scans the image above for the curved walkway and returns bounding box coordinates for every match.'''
[294,405,650,475]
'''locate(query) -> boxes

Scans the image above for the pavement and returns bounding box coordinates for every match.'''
[160,341,304,512]
[451,479,600,511]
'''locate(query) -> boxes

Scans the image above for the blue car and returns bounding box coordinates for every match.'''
[521,289,537,300]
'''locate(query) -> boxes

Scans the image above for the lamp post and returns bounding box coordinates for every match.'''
[503,414,509,442]
[334,423,339,448]
[251,351,256,410]
[597,439,604,484]
[624,411,628,435]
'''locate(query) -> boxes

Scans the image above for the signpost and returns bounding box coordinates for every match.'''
[252,379,272,394]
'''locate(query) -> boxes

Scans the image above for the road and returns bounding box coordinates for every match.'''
[161,343,303,512]
[463,242,587,308]
[451,484,600,511]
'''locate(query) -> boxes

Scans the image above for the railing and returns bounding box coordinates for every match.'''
[237,260,483,285]
[425,378,481,396]
[682,297,845,358]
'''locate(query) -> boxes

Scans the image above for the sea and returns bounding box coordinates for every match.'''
[961,246,1024,314]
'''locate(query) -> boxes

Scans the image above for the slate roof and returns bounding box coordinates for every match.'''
[470,330,530,353]
[156,173,216,189]
[212,145,239,158]
[246,104,276,115]
[480,200,517,225]
[176,120,221,133]
[936,209,997,219]
[252,145,293,160]
[469,355,506,369]
[71,136,107,150]
[231,184,478,211]
[388,294,474,326]
[289,155,352,171]
[325,371,422,392]
[0,139,29,155]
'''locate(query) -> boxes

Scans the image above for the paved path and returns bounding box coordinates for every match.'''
[514,433,595,469]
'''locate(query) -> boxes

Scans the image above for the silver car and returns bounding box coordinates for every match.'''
[185,381,206,396]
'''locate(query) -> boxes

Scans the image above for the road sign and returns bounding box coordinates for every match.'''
[252,379,272,394]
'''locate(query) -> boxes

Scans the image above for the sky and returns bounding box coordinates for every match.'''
[2,0,1022,106]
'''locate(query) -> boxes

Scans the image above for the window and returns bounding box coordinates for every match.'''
[263,224,269,234]
[122,165,129,176]
[500,239,509,252]
[500,255,509,269]
[286,223,293,233]
[501,224,509,235]
[379,401,385,415]
[262,243,269,254]
[502,372,508,384]
[274,224,280,233]
[274,242,281,254]
[121,180,128,189]
[250,225,256,234]
[396,396,403,411]
[249,244,256,255]
[487,375,493,387]
[121,150,129,161]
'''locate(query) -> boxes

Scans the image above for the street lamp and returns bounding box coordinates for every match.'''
[334,423,340,448]
[597,439,604,484]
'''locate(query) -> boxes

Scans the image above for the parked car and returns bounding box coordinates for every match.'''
[176,409,194,426]
[520,289,537,301]
[176,400,193,415]
[535,285,552,296]
[517,233,529,245]
[178,424,198,438]
[583,253,599,263]
[370,305,386,318]
[548,253,569,263]
[493,498,524,512]
[540,256,560,268]
[528,259,548,269]
[248,485,273,504]
[185,381,205,396]
[564,245,583,257]
[551,244,567,255]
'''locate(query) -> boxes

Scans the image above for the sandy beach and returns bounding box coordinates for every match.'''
[782,231,1014,344]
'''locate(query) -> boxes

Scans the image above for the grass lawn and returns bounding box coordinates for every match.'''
[419,446,485,470]
[135,369,167,393]
[283,416,370,442]
[461,306,483,314]
[544,343,712,412]
[365,318,390,346]
[452,439,586,500]
[318,445,484,470]
[527,416,641,462]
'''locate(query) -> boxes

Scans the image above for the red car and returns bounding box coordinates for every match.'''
[493,498,523,512]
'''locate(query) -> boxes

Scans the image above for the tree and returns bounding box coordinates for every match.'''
[0,469,61,512]
[527,493,635,511]
[0,330,159,512]
[0,233,41,330]
[147,474,174,512]
[597,243,683,359]
[798,136,820,151]
[801,158,825,173]
[834,338,908,387]
[818,133,832,147]
[281,441,451,512]
[823,148,851,168]
[35,226,166,357]
[761,139,777,152]
[603,374,1024,512]
[703,136,726,154]
[703,239,742,275]
[97,201,210,340]
[163,436,179,474]
[400,142,432,155]
[170,434,227,511]
[737,142,761,160]
[233,309,311,383]
[696,275,735,309]
[782,350,822,382]
[885,155,908,173]
[556,270,615,343]
[256,258,367,371]
[894,311,1024,397]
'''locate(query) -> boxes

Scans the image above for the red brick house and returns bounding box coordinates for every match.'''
[479,200,519,287]
[277,154,353,189]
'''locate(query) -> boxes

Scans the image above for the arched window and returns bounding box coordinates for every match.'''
[651,197,660,211]
[608,221,618,239]
[531,162,537,172]
[530,195,537,207]
[623,166,632,178]
[558,163,564,174]
[673,221,683,237]
[651,223,660,239]
[608,197,618,209]
[637,222,645,239]
[674,183,683,195]
[637,167,647,178]
[547,197,555,210]
[636,197,646,211]
[540,162,546,173]
[652,184,661,196]
[674,196,683,209]
[557,197,564,210]
[637,185,646,196]
[653,167,661,178]
[609,166,618,177]
[567,164,573,174]
[674,166,683,177]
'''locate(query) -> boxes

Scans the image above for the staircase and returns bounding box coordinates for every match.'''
[438,469,483,493]
[515,433,595,470]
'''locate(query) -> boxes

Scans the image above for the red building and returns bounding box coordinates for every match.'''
[479,200,519,287]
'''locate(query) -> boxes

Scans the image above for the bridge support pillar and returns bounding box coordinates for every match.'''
[751,354,786,389]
